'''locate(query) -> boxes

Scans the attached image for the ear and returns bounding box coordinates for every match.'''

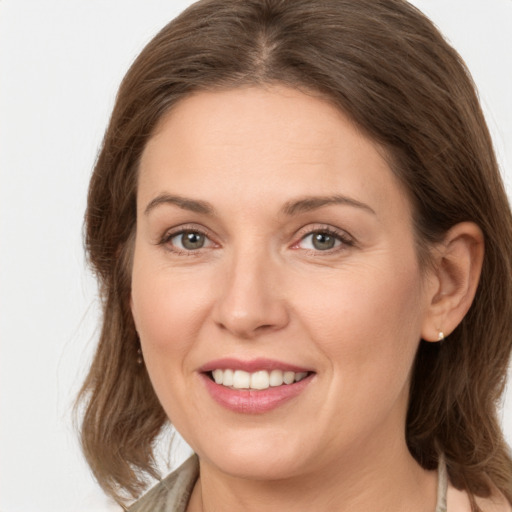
[421,222,484,342]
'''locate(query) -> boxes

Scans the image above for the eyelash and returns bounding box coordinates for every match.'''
[158,225,215,255]
[292,226,354,254]
[158,225,354,255]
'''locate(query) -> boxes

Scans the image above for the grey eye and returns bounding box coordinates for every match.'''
[311,233,337,250]
[172,231,207,250]
[299,231,342,251]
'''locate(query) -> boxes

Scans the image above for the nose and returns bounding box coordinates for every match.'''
[212,250,290,339]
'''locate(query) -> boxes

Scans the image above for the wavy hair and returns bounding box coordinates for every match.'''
[77,0,512,508]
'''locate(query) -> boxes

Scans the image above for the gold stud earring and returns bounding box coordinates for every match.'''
[438,331,445,341]
[137,347,144,365]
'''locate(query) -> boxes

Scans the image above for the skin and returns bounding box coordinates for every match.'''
[130,86,484,511]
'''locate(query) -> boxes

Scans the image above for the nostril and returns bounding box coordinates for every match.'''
[255,324,275,332]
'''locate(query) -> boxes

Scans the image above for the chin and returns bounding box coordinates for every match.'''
[194,430,311,481]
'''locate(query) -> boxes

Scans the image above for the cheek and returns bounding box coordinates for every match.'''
[294,258,425,381]
[130,254,213,423]
[130,253,210,360]
[295,261,426,444]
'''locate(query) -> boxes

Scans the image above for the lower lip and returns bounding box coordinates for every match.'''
[200,373,314,414]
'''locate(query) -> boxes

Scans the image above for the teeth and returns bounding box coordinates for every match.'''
[295,372,308,382]
[283,371,295,384]
[233,370,250,389]
[251,370,269,390]
[269,369,284,387]
[210,369,309,390]
[212,369,223,384]
[222,368,234,386]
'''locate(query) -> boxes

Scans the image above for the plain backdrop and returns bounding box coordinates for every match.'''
[1,1,511,511]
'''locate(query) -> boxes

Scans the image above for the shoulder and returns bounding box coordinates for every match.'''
[128,455,199,512]
[447,483,512,512]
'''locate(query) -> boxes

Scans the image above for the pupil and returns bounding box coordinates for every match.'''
[313,233,335,250]
[182,232,204,250]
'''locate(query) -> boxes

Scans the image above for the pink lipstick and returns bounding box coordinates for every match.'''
[199,358,315,414]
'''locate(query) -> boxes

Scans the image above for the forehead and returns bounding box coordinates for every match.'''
[138,85,412,226]
[145,85,371,166]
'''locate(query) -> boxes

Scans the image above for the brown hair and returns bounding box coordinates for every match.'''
[78,0,512,507]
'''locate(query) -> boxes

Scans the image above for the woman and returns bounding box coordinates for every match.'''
[77,0,512,511]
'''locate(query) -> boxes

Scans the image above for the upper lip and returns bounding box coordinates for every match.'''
[199,358,313,374]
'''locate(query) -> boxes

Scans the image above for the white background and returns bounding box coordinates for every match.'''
[1,1,511,511]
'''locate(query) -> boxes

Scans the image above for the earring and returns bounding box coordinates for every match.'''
[136,347,144,365]
[438,331,445,341]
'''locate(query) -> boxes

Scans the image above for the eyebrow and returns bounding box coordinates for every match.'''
[144,193,376,217]
[281,195,376,216]
[144,194,215,216]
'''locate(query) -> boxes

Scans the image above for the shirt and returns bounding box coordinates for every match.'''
[128,454,450,512]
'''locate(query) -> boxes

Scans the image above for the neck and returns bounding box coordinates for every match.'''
[188,434,438,512]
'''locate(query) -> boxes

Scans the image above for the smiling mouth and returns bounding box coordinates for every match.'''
[208,369,312,390]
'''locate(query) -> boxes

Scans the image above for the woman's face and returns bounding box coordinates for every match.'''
[131,86,435,480]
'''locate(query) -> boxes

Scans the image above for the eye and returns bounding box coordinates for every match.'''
[175,231,206,250]
[296,229,353,252]
[163,229,215,252]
